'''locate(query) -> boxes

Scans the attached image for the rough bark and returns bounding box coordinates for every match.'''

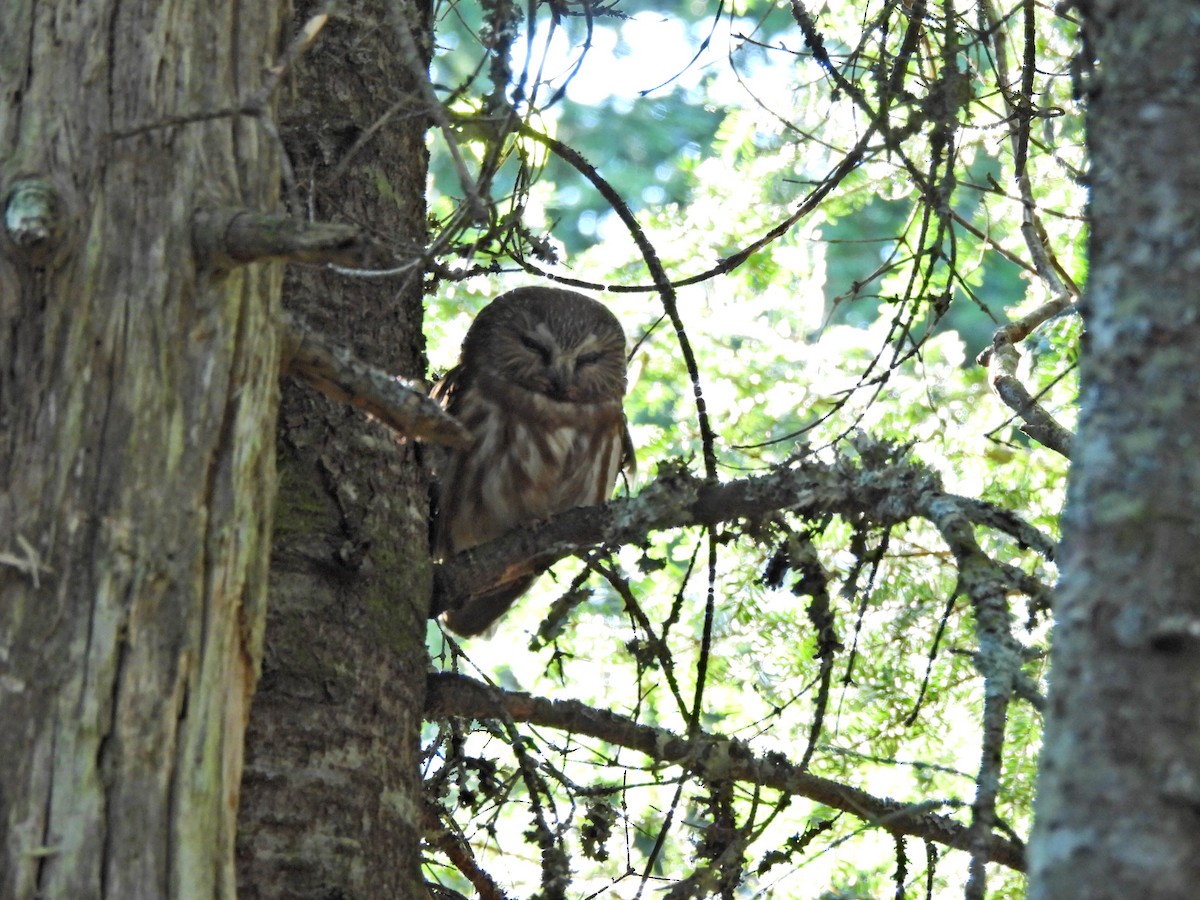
[0,2,283,898]
[235,1,432,897]
[1029,1,1200,896]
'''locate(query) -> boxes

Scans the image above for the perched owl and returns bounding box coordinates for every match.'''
[431,286,634,636]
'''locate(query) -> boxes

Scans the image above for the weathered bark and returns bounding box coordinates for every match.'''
[0,1,284,898]
[235,1,432,897]
[1029,1,1200,896]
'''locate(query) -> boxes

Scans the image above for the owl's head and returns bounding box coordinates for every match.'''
[462,287,628,403]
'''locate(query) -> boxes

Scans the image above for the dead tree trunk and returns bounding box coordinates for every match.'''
[1,2,285,897]
[1030,1,1200,896]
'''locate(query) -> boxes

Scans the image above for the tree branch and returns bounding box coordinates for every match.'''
[978,296,1076,459]
[424,672,1026,872]
[280,311,472,446]
[191,207,381,270]
[976,0,1079,459]
[923,493,1032,894]
[421,801,512,900]
[432,443,1055,615]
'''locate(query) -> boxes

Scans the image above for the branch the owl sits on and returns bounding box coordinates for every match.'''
[431,286,635,636]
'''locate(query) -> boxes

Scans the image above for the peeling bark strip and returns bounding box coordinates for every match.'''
[1029,1,1200,897]
[0,2,285,898]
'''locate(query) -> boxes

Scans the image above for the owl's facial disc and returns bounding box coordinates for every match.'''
[519,323,611,401]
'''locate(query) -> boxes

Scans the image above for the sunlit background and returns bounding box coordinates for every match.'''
[421,2,1078,896]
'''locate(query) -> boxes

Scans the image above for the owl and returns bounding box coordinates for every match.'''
[431,286,634,636]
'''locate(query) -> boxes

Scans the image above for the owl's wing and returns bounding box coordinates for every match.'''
[427,364,467,559]
[429,363,467,411]
[619,420,637,482]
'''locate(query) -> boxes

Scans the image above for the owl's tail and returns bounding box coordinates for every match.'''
[440,573,539,637]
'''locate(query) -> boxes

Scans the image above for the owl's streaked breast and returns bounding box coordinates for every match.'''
[437,383,626,552]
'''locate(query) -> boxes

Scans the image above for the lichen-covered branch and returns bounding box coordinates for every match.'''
[424,671,1027,872]
[978,296,1077,459]
[922,494,1033,897]
[432,440,1055,615]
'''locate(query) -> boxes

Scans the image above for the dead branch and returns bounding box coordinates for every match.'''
[421,801,512,900]
[978,294,1076,459]
[191,207,380,270]
[976,0,1080,459]
[280,311,472,446]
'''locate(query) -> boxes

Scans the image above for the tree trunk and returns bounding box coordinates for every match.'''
[235,1,432,897]
[1,2,284,898]
[1030,1,1200,896]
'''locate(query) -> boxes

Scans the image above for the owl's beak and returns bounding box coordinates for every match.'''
[547,362,572,400]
